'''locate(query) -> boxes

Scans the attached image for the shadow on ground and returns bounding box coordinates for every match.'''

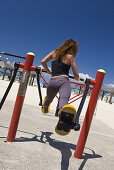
[0,125,102,170]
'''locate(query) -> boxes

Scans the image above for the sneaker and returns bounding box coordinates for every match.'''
[41,96,50,114]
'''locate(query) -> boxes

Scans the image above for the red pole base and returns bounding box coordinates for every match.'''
[74,69,105,159]
[7,96,24,142]
[7,52,35,142]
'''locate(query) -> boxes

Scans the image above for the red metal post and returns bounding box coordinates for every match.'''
[74,69,106,159]
[7,52,35,142]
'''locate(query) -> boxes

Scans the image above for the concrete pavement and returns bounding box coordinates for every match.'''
[0,100,114,170]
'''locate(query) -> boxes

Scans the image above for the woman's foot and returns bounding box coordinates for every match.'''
[42,96,50,114]
[58,110,62,117]
[55,104,77,136]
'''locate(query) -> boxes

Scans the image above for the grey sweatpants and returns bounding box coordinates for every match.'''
[44,76,71,110]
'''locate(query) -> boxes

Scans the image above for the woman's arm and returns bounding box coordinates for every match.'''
[70,56,80,81]
[41,51,54,74]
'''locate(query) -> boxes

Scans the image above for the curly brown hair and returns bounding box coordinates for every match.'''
[55,39,79,60]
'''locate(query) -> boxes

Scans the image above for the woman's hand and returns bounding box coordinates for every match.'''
[41,51,54,74]
[70,55,80,81]
[48,68,52,74]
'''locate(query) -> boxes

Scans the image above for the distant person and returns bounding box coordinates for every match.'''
[105,94,108,103]
[41,39,80,115]
[8,73,12,81]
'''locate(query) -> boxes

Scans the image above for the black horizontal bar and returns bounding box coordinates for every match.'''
[41,69,84,82]
[0,52,26,59]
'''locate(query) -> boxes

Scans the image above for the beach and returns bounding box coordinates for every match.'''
[0,79,114,129]
[0,79,114,170]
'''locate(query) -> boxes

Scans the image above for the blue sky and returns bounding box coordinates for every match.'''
[0,0,114,88]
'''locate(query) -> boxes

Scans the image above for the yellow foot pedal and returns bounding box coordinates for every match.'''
[55,105,76,136]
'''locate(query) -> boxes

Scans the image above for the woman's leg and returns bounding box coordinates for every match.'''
[44,79,58,110]
[43,77,71,113]
[58,78,71,111]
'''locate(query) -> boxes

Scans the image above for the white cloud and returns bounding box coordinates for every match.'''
[104,83,114,88]
[69,73,94,80]
[7,61,10,64]
[79,73,94,80]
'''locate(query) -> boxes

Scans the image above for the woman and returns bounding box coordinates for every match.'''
[41,39,80,115]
